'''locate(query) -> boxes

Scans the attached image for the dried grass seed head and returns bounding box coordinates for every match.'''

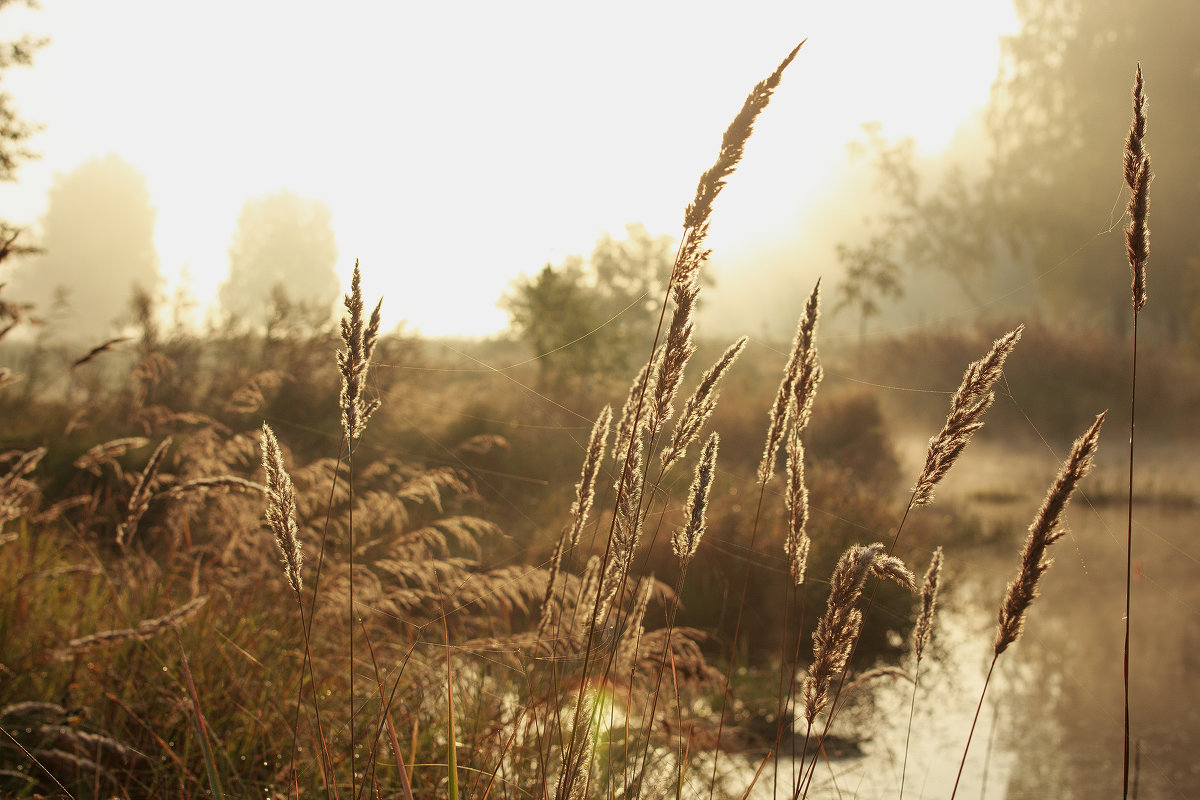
[260,423,303,594]
[759,279,821,485]
[912,325,1023,506]
[1124,65,1151,313]
[675,41,804,288]
[784,426,810,586]
[672,432,719,568]
[338,260,383,440]
[569,405,612,550]
[913,547,944,662]
[661,336,747,471]
[995,412,1105,655]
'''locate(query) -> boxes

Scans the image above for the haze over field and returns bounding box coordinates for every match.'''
[0,0,1017,338]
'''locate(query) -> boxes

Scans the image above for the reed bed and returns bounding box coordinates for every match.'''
[0,51,1166,800]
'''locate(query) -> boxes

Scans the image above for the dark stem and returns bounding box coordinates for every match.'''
[950,652,999,800]
[1123,311,1139,800]
[898,656,922,800]
[707,482,771,798]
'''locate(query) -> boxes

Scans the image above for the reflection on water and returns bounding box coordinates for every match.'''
[731,465,1198,799]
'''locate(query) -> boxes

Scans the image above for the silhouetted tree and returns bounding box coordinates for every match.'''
[9,154,161,339]
[219,190,339,325]
[501,223,675,388]
[835,233,903,365]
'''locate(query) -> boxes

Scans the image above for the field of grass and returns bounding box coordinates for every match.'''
[0,47,1193,800]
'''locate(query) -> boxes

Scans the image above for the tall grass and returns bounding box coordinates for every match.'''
[0,48,1167,800]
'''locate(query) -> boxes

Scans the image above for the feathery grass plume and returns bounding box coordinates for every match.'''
[537,533,569,641]
[1124,66,1151,312]
[674,40,804,289]
[660,336,746,471]
[573,555,604,639]
[1121,64,1150,800]
[0,446,45,491]
[260,423,303,595]
[538,405,612,640]
[671,433,719,568]
[569,405,612,550]
[0,446,45,524]
[913,547,944,663]
[758,279,821,485]
[598,431,647,623]
[70,336,131,370]
[115,437,172,548]
[55,596,208,658]
[803,543,915,725]
[783,426,811,586]
[790,280,823,434]
[73,436,149,477]
[613,355,658,469]
[338,259,383,440]
[995,412,1105,655]
[160,475,266,500]
[912,325,1023,506]
[616,576,655,672]
[647,282,698,440]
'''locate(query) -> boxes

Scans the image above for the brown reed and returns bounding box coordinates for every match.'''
[69,336,131,370]
[913,547,944,663]
[759,279,821,486]
[538,405,613,640]
[160,475,266,500]
[953,412,1105,800]
[671,432,719,569]
[338,259,383,441]
[569,405,612,551]
[660,337,747,472]
[73,436,149,477]
[1124,64,1150,313]
[783,426,810,587]
[675,40,805,289]
[115,437,172,548]
[912,325,1022,507]
[55,595,208,657]
[1121,63,1151,800]
[648,282,698,441]
[803,543,916,725]
[260,423,303,595]
[0,446,44,525]
[995,412,1105,655]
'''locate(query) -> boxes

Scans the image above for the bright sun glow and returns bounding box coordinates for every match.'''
[0,0,1018,337]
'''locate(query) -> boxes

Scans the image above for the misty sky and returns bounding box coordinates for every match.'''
[0,0,1017,337]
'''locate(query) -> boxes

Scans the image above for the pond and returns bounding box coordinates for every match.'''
[725,440,1200,799]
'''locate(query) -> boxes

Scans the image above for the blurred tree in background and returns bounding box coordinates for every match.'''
[0,0,45,268]
[218,190,339,326]
[988,0,1200,339]
[9,154,161,339]
[501,222,675,389]
[842,0,1200,344]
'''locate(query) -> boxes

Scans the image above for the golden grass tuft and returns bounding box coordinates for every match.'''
[995,412,1105,655]
[259,423,303,595]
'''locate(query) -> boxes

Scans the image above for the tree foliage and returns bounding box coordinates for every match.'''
[219,191,339,326]
[10,154,161,339]
[843,0,1200,342]
[983,0,1200,339]
[0,0,46,268]
[501,223,675,388]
